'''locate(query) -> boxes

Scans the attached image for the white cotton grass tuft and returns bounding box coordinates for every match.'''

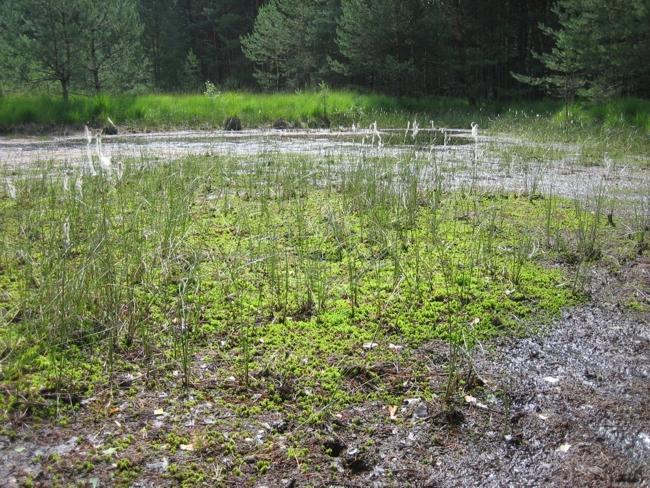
[411,119,420,140]
[471,122,479,161]
[95,134,112,174]
[471,122,479,140]
[85,149,97,176]
[63,218,71,249]
[370,121,382,147]
[6,180,17,199]
[6,180,17,198]
[99,153,112,173]
[75,176,83,197]
[84,126,97,176]
[84,125,93,145]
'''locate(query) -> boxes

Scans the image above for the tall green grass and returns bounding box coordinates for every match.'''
[0,91,470,129]
[1,91,648,133]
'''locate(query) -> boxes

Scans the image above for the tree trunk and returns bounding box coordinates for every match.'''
[61,79,70,101]
[91,37,102,94]
[93,70,102,95]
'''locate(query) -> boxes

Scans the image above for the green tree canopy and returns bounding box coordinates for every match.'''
[79,0,146,94]
[0,0,85,99]
[241,0,339,90]
[0,0,147,97]
[334,0,446,95]
[515,0,650,103]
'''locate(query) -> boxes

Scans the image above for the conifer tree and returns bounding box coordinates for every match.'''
[79,0,146,94]
[241,0,339,90]
[182,49,203,92]
[0,0,85,99]
[335,0,444,94]
[515,0,650,105]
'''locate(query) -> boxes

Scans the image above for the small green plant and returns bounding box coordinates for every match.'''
[169,463,208,486]
[203,81,221,99]
[287,446,309,465]
[256,460,270,475]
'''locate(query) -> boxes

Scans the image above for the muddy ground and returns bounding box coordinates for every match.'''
[1,255,647,487]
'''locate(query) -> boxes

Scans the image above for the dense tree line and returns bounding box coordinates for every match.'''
[0,0,648,101]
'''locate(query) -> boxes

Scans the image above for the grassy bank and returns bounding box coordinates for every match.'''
[1,91,649,134]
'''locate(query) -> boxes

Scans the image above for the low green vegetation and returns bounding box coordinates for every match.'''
[0,0,647,484]
[1,144,645,421]
[1,92,648,138]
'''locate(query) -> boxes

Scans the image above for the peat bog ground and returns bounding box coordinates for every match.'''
[0,124,648,487]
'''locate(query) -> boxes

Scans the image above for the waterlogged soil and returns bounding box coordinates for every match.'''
[0,128,473,165]
[1,129,648,204]
[1,258,648,487]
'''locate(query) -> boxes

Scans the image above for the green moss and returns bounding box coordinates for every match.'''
[287,446,309,462]
[76,460,95,474]
[168,463,207,487]
[165,432,189,453]
[626,298,649,313]
[115,458,141,486]
[3,150,630,422]
[256,460,271,475]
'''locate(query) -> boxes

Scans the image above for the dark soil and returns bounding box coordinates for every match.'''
[0,123,83,137]
[1,259,648,487]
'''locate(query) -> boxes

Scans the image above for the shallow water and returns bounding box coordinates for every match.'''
[0,128,474,162]
[0,128,648,206]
